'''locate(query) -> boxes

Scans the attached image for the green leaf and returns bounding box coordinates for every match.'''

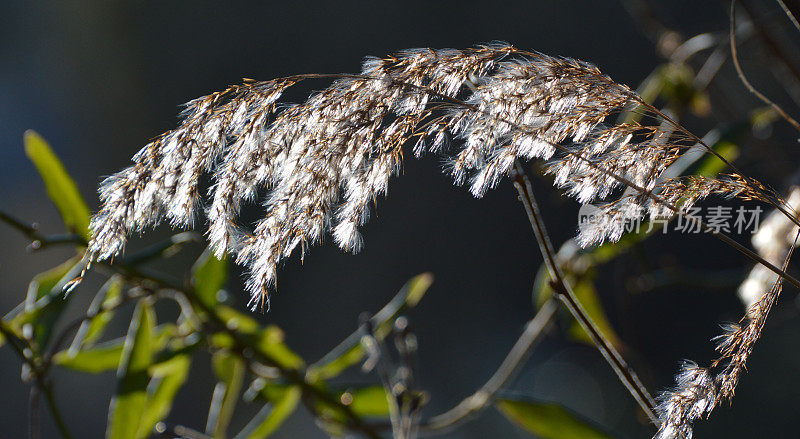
[496,397,615,439]
[245,380,291,404]
[258,326,304,370]
[14,256,83,348]
[208,307,304,371]
[70,276,124,350]
[55,339,125,373]
[107,301,155,439]
[192,247,228,307]
[139,353,192,437]
[56,325,174,374]
[311,273,433,379]
[235,386,301,439]
[310,385,392,431]
[312,345,364,380]
[207,351,246,438]
[24,130,90,239]
[337,386,390,418]
[216,305,260,333]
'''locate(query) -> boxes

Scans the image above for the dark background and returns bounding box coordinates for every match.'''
[2,1,800,438]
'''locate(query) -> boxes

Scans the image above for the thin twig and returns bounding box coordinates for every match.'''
[38,381,73,439]
[731,0,800,132]
[776,0,800,33]
[421,298,558,432]
[0,208,87,249]
[0,322,74,439]
[510,161,659,424]
[29,385,39,439]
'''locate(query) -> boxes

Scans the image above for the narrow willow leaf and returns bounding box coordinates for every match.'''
[57,325,174,374]
[312,345,364,380]
[311,385,391,428]
[192,246,229,307]
[208,305,265,349]
[234,386,301,439]
[245,380,291,404]
[14,256,82,348]
[207,351,246,438]
[208,307,304,370]
[217,306,260,333]
[69,276,124,352]
[337,386,390,418]
[496,398,614,439]
[311,273,433,379]
[107,301,155,439]
[138,353,192,437]
[55,339,125,373]
[258,326,304,370]
[24,130,91,239]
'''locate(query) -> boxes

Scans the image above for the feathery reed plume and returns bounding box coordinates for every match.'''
[84,44,780,307]
[655,231,797,438]
[654,362,716,439]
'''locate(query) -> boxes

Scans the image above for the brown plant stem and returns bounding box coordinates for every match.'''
[776,0,800,33]
[510,161,659,424]
[731,0,800,132]
[29,385,39,439]
[0,321,74,439]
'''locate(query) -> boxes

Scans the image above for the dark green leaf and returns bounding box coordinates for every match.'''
[208,351,246,438]
[139,353,192,436]
[338,386,390,418]
[258,326,304,370]
[24,130,91,239]
[235,386,301,439]
[217,306,260,333]
[54,339,125,373]
[14,256,82,348]
[192,247,228,307]
[208,307,304,371]
[70,276,124,350]
[496,398,614,439]
[56,325,174,374]
[107,301,155,439]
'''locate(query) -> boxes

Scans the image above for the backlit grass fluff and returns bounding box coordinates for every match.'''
[83,44,795,436]
[86,44,780,303]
